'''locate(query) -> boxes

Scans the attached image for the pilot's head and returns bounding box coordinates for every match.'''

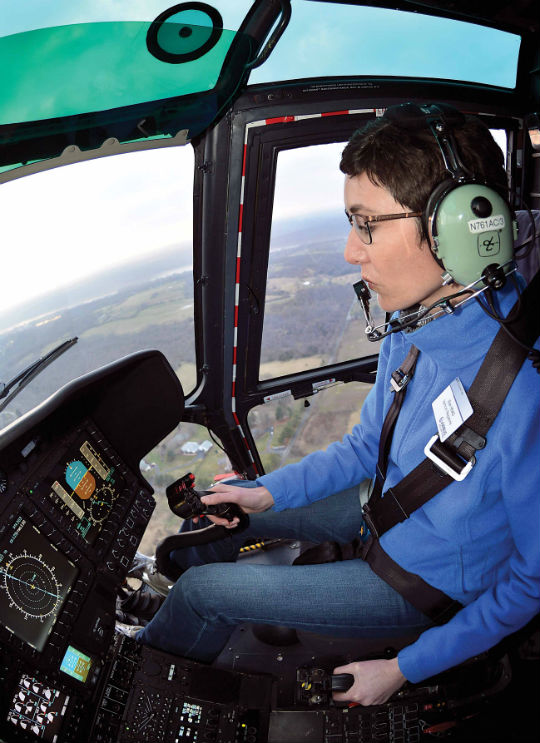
[340,104,510,313]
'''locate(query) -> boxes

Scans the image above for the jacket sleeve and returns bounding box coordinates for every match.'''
[257,338,394,512]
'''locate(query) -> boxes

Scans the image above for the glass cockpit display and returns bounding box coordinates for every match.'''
[7,675,69,742]
[36,434,125,544]
[0,517,78,652]
[60,645,93,683]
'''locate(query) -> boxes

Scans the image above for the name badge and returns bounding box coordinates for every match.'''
[432,378,473,441]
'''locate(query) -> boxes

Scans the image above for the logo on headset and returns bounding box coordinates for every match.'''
[476,232,501,257]
[468,214,506,234]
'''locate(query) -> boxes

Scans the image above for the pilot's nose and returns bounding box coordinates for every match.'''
[344,228,368,266]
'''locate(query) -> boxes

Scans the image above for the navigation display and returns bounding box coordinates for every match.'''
[36,433,126,545]
[7,675,69,742]
[0,517,78,652]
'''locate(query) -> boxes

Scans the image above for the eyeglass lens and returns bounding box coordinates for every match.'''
[346,212,372,244]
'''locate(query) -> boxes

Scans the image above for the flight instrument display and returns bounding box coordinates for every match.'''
[7,674,70,742]
[0,516,78,652]
[35,434,126,545]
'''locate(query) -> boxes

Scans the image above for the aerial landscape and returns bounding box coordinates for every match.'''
[0,218,383,553]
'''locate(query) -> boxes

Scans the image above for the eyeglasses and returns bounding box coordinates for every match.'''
[345,209,422,245]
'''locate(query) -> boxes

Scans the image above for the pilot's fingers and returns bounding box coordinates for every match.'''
[205,514,240,529]
[202,484,274,513]
[332,659,406,706]
[204,483,241,499]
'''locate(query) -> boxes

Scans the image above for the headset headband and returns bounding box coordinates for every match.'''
[383,102,470,180]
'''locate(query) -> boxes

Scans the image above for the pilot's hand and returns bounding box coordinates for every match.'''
[332,658,406,706]
[199,484,274,528]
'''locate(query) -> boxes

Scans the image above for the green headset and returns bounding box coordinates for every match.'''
[383,103,516,288]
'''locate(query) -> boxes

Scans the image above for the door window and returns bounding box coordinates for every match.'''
[260,142,383,383]
[249,380,373,472]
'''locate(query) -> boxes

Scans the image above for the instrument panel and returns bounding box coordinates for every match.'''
[0,352,274,743]
[35,433,126,544]
[0,415,154,662]
[0,351,186,743]
[0,515,78,652]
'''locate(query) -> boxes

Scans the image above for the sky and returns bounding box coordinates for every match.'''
[0,148,195,314]
[0,1,518,315]
[0,142,346,316]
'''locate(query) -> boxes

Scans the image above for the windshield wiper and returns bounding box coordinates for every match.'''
[0,337,78,414]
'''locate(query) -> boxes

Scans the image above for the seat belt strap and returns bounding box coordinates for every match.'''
[293,535,462,624]
[362,537,462,624]
[373,345,420,494]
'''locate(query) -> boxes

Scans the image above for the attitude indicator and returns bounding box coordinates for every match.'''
[38,432,124,545]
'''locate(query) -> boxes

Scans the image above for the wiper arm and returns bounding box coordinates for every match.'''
[0,337,78,414]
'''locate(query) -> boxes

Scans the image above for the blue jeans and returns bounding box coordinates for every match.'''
[137,482,430,662]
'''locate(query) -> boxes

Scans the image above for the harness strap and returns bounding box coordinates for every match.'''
[295,274,540,622]
[366,337,521,536]
[373,345,420,493]
[293,536,460,623]
[361,537,462,624]
[365,272,540,538]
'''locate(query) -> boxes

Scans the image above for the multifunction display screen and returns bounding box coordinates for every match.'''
[36,433,125,544]
[60,645,93,683]
[7,675,69,741]
[0,517,78,652]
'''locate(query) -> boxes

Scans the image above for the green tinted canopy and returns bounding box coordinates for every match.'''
[0,2,263,173]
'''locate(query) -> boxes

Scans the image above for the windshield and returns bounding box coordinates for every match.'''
[251,1,521,88]
[1,1,522,177]
[0,147,196,430]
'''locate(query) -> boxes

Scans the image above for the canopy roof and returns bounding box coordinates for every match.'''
[1,0,538,176]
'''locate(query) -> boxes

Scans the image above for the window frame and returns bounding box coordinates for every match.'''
[238,112,382,398]
[213,94,521,476]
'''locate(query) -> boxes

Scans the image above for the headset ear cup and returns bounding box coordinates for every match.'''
[424,179,454,269]
[429,183,514,286]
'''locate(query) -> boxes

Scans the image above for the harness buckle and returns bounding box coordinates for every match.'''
[390,370,411,392]
[361,503,380,539]
[424,435,475,481]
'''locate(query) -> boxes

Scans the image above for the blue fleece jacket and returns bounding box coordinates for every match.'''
[257,281,540,682]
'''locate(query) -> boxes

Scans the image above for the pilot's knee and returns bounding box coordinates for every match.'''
[174,563,232,619]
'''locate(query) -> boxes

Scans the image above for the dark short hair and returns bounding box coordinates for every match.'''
[340,108,508,236]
